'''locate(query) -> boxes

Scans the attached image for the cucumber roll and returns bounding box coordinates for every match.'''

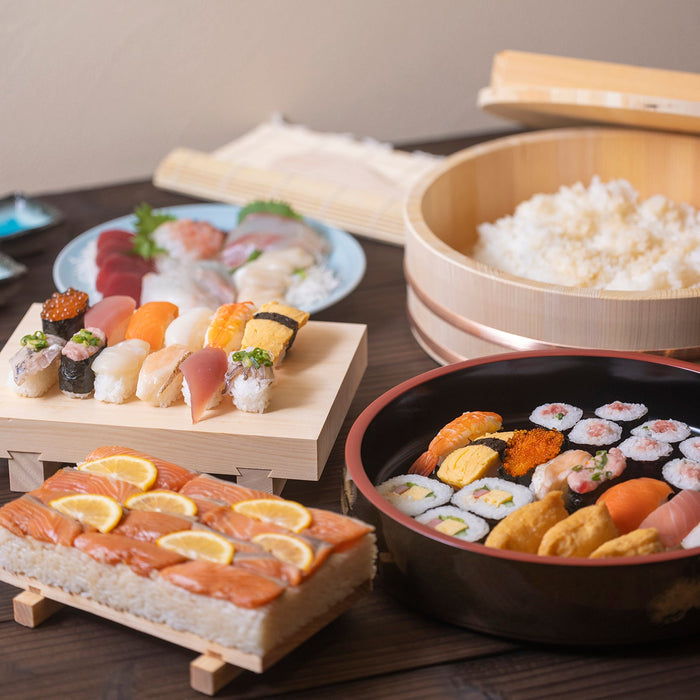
[59,327,106,398]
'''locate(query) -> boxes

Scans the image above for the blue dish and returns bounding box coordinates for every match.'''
[0,193,63,256]
[52,203,366,315]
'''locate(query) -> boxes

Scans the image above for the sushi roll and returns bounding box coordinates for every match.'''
[377,474,453,517]
[41,287,89,341]
[204,302,256,353]
[564,447,627,511]
[164,306,214,351]
[7,330,66,397]
[529,403,582,431]
[567,418,622,447]
[451,477,533,521]
[617,435,673,476]
[225,347,275,414]
[594,401,648,423]
[679,436,700,462]
[415,506,489,542]
[631,419,691,443]
[662,458,700,492]
[180,346,229,423]
[239,301,310,366]
[136,344,191,407]
[92,338,150,404]
[58,327,106,399]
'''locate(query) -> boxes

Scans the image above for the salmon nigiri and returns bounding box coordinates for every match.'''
[125,301,179,352]
[180,346,229,423]
[204,302,256,353]
[597,477,672,535]
[639,489,700,548]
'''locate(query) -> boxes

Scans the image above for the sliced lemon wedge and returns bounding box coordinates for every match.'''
[252,532,314,571]
[78,455,158,491]
[125,490,197,516]
[156,530,234,564]
[232,498,311,533]
[50,493,123,533]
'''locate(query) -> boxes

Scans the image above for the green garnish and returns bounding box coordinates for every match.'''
[130,203,174,259]
[571,464,583,472]
[230,347,273,368]
[230,248,263,274]
[21,331,49,351]
[71,329,102,347]
[237,199,302,225]
[293,267,307,279]
[556,412,565,420]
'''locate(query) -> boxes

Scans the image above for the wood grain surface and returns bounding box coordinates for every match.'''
[1,133,699,698]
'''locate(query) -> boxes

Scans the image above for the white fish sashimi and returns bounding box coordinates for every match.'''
[164,307,214,351]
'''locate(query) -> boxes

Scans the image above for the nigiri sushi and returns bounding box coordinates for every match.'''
[164,306,213,351]
[179,346,229,423]
[135,343,191,407]
[638,489,700,548]
[7,330,66,397]
[84,295,136,345]
[41,287,89,341]
[92,338,151,404]
[125,301,179,352]
[58,327,106,399]
[238,301,309,365]
[225,347,275,414]
[204,301,256,353]
[597,478,673,534]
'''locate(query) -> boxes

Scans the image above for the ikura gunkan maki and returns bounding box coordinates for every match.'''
[375,400,700,558]
[41,287,89,341]
[59,327,107,399]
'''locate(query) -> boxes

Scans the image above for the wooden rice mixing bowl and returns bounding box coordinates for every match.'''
[404,127,700,365]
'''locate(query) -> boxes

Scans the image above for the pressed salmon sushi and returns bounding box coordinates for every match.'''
[125,301,179,352]
[232,551,304,586]
[596,478,673,534]
[639,489,700,548]
[0,495,83,546]
[111,510,194,543]
[73,532,187,577]
[201,506,291,540]
[42,467,141,504]
[304,508,376,550]
[84,446,196,491]
[180,474,282,504]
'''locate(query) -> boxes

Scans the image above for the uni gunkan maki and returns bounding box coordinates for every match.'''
[41,288,89,341]
[59,327,106,398]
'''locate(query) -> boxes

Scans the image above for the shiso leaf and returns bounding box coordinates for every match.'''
[237,199,302,225]
[130,203,175,259]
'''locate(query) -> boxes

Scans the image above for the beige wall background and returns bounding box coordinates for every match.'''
[2,0,699,194]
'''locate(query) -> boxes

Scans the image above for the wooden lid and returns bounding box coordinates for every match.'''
[478,51,700,134]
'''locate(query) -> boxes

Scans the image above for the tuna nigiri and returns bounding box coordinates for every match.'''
[92,338,150,404]
[125,301,179,352]
[180,346,229,423]
[597,478,673,534]
[204,302,256,353]
[84,295,137,345]
[638,489,700,548]
[135,343,191,407]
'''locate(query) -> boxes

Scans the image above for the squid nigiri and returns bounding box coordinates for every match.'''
[180,346,229,423]
[92,338,151,404]
[164,306,213,351]
[125,301,179,352]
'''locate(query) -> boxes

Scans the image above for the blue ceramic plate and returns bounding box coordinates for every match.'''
[52,203,366,314]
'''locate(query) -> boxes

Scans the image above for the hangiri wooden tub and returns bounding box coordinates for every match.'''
[403,127,700,365]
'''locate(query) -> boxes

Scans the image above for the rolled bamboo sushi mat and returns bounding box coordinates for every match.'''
[153,119,443,245]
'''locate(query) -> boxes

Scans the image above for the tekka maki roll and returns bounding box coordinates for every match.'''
[59,327,106,398]
[529,403,582,431]
[41,288,89,341]
[239,301,309,365]
[7,330,66,397]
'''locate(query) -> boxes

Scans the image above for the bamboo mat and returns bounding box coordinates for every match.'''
[153,118,443,246]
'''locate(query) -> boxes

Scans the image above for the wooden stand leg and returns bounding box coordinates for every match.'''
[190,654,243,696]
[13,590,63,628]
[8,452,62,492]
[236,468,286,495]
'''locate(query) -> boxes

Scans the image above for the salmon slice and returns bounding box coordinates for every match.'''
[43,468,140,504]
[233,551,303,586]
[180,474,281,504]
[0,495,83,546]
[73,532,186,576]
[304,508,374,551]
[111,510,193,543]
[84,446,196,491]
[597,478,673,534]
[159,559,286,608]
[125,301,179,351]
[639,489,700,548]
[179,346,228,423]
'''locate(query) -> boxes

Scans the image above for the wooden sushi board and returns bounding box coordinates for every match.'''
[0,567,370,695]
[0,304,367,493]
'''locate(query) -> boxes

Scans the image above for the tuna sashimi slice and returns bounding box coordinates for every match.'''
[96,240,137,267]
[84,295,137,345]
[0,495,83,546]
[180,346,229,423]
[639,489,700,548]
[159,559,286,608]
[96,269,144,302]
[97,228,135,251]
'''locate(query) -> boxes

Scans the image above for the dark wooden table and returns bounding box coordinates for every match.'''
[1,134,699,699]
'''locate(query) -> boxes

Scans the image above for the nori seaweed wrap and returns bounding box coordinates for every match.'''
[41,288,89,341]
[59,327,106,398]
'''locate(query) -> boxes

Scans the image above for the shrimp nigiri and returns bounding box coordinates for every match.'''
[125,301,179,352]
[408,411,503,476]
[204,302,256,354]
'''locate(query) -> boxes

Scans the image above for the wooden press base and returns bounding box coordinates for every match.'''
[2,568,370,696]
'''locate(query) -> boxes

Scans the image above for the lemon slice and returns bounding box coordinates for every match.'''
[252,532,314,571]
[232,499,312,533]
[78,455,158,491]
[156,530,234,564]
[125,490,197,516]
[50,494,123,533]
